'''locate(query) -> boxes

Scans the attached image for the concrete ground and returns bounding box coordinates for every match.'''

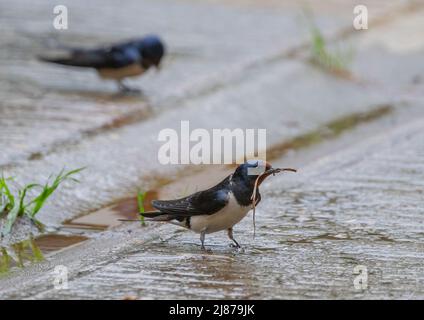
[0,0,423,299]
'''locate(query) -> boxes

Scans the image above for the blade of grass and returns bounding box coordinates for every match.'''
[19,184,40,216]
[2,200,21,236]
[1,178,10,217]
[0,205,6,216]
[0,168,84,235]
[137,191,146,226]
[28,216,45,232]
[26,168,85,218]
[0,194,7,216]
[303,7,353,73]
[0,176,15,212]
[29,238,44,262]
[0,247,11,274]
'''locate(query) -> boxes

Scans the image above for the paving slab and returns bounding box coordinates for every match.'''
[347,5,424,97]
[0,58,391,245]
[1,105,423,299]
[0,0,423,299]
[0,0,412,167]
[44,116,424,299]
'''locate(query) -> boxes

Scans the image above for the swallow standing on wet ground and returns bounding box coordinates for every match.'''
[137,160,296,251]
[39,35,165,93]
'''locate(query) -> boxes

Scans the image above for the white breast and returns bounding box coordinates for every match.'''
[189,192,251,234]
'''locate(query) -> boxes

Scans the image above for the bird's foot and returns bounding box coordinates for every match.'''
[120,87,142,95]
[201,246,213,253]
[229,243,244,253]
[117,82,142,95]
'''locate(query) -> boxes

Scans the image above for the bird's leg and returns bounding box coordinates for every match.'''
[200,231,206,251]
[117,80,129,91]
[227,228,241,248]
[117,80,141,94]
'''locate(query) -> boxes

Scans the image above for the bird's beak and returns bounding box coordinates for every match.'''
[256,163,275,185]
[256,166,297,186]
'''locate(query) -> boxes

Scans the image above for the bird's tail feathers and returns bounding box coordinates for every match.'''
[38,49,105,68]
[140,210,163,217]
[118,211,170,223]
[38,55,75,66]
[37,55,92,67]
[140,211,175,222]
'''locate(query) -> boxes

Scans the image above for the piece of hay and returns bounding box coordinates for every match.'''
[250,168,297,238]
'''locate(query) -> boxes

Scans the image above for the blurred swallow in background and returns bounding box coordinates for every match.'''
[137,160,296,251]
[39,35,165,93]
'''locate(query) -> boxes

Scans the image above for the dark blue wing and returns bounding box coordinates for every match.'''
[152,178,231,216]
[39,42,141,69]
[102,44,141,68]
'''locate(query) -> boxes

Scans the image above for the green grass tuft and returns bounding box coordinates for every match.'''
[137,191,147,226]
[0,168,84,236]
[304,8,354,75]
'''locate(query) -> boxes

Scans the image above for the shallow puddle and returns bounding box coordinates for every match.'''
[62,166,234,230]
[0,234,87,275]
[32,234,88,253]
[63,191,158,230]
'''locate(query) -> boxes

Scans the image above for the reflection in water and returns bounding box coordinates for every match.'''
[63,191,157,230]
[0,234,87,275]
[0,237,44,275]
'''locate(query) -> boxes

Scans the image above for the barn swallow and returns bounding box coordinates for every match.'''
[140,160,296,250]
[39,35,165,93]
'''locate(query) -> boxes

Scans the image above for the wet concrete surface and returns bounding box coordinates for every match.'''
[1,0,424,299]
[1,110,423,299]
[327,4,424,97]
[0,60,393,245]
[0,234,87,275]
[0,0,345,167]
[1,0,418,168]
